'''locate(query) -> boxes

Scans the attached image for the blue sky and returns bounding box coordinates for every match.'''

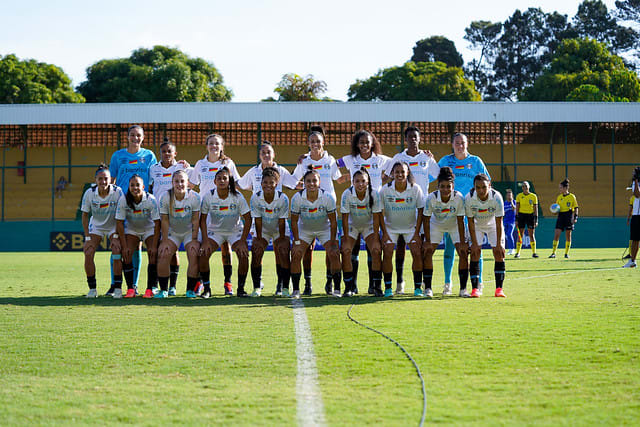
[2,0,618,101]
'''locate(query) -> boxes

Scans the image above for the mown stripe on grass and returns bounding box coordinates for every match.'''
[292,298,326,426]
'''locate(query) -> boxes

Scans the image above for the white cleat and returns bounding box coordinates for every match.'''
[85,289,98,298]
[459,288,470,298]
[477,283,484,296]
[291,290,301,299]
[623,260,637,268]
[395,281,405,295]
[331,290,342,298]
[112,288,123,299]
[424,288,433,299]
[442,283,452,296]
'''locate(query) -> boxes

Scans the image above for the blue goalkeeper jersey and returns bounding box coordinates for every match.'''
[438,153,490,196]
[109,148,157,190]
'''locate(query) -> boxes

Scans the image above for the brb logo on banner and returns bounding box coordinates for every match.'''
[50,232,111,251]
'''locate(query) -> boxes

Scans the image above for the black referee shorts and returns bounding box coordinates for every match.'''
[517,213,536,229]
[631,215,640,241]
[555,211,574,231]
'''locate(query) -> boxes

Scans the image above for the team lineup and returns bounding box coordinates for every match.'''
[81,125,581,300]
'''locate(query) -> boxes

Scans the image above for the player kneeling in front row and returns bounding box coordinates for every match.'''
[81,165,124,298]
[466,174,507,298]
[199,168,251,297]
[340,167,383,297]
[422,167,469,298]
[157,170,201,298]
[250,167,292,297]
[116,175,161,298]
[290,167,341,298]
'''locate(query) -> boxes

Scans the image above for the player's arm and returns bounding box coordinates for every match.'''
[342,213,349,239]
[456,216,468,251]
[82,212,90,238]
[533,202,538,227]
[291,213,300,242]
[412,208,424,243]
[422,215,431,244]
[495,216,504,250]
[329,211,338,242]
[634,179,640,198]
[468,216,479,251]
[628,204,633,226]
[573,207,579,223]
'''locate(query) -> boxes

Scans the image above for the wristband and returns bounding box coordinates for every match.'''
[112,233,119,239]
[294,240,301,245]
[85,236,91,242]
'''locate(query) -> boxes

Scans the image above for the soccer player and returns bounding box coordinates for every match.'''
[290,167,341,298]
[108,125,158,295]
[340,167,383,297]
[337,130,390,295]
[149,138,192,292]
[250,167,292,296]
[292,129,344,295]
[514,181,539,258]
[237,140,299,193]
[380,162,425,298]
[466,174,506,298]
[504,189,517,255]
[383,126,439,295]
[624,178,640,268]
[438,132,490,296]
[157,170,201,298]
[199,167,252,297]
[115,175,161,298]
[422,167,468,298]
[81,165,124,298]
[190,134,241,295]
[549,179,579,259]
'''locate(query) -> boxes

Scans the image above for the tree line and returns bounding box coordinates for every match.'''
[1,0,639,104]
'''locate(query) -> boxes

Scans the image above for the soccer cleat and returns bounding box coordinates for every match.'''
[395,281,405,295]
[86,289,98,298]
[342,290,354,297]
[325,282,333,295]
[477,283,484,296]
[424,288,433,299]
[237,288,249,298]
[302,286,312,296]
[200,289,211,299]
[470,288,480,298]
[112,288,123,299]
[260,281,264,290]
[564,254,569,259]
[367,284,375,295]
[548,254,556,259]
[168,287,176,296]
[291,290,301,299]
[413,288,424,297]
[495,288,506,298]
[282,288,290,297]
[442,283,452,296]
[251,288,262,297]
[154,290,169,298]
[374,288,384,297]
[459,288,470,298]
[105,286,115,297]
[186,290,197,298]
[623,254,632,260]
[151,287,159,295]
[331,290,342,298]
[514,253,520,259]
[143,289,154,298]
[532,253,539,258]
[353,285,359,294]
[275,284,283,296]
[384,288,393,297]
[124,288,137,298]
[194,281,203,296]
[623,259,637,268]
[223,282,233,296]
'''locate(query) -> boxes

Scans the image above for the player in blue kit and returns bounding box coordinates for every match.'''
[438,133,490,296]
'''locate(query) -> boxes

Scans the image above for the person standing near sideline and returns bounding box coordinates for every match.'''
[108,125,157,296]
[549,178,579,259]
[503,189,517,255]
[624,170,640,268]
[514,181,539,258]
[438,132,490,296]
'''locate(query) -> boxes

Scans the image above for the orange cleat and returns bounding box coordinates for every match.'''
[470,288,480,298]
[124,288,137,298]
[495,288,506,298]
[143,289,154,298]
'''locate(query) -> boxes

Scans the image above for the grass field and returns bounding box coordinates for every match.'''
[1,249,639,426]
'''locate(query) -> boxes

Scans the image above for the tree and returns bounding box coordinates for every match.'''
[411,36,463,67]
[573,0,638,53]
[0,54,84,104]
[347,61,480,101]
[616,0,640,21]
[77,46,232,102]
[463,21,502,99]
[521,38,640,102]
[263,73,328,101]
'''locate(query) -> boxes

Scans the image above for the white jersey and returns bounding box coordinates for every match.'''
[237,163,299,193]
[338,153,391,191]
[385,150,440,195]
[292,151,341,197]
[250,191,290,236]
[290,189,337,233]
[159,190,201,235]
[81,184,124,230]
[190,156,241,195]
[465,189,505,227]
[149,162,192,201]
[380,182,424,234]
[115,192,160,233]
[340,187,382,230]
[424,190,466,229]
[201,189,250,234]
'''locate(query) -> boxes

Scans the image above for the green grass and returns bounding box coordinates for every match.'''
[0,250,639,425]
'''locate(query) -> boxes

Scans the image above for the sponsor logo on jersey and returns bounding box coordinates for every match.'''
[128,160,138,165]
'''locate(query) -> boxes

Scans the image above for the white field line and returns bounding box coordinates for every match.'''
[292,298,326,427]
[482,266,624,284]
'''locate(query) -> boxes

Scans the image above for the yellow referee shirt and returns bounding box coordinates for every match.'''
[556,193,578,213]
[516,193,538,214]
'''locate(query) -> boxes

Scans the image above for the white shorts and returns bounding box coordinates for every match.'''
[88,223,116,240]
[430,223,464,245]
[124,225,155,242]
[299,228,332,246]
[347,224,375,240]
[167,230,193,249]
[206,228,243,247]
[384,231,417,247]
[257,228,291,243]
[473,223,505,248]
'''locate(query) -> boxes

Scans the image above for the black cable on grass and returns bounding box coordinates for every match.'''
[347,300,427,427]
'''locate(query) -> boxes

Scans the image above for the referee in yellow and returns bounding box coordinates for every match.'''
[549,178,579,258]
[515,181,539,258]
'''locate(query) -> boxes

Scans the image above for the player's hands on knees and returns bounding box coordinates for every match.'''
[253,237,267,252]
[200,240,213,257]
[187,241,200,257]
[110,238,121,255]
[494,244,505,260]
[456,242,469,254]
[325,240,339,257]
[470,243,481,255]
[233,240,249,258]
[147,245,157,260]
[381,232,392,246]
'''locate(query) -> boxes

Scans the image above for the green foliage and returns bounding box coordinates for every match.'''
[573,0,638,53]
[77,46,232,102]
[347,61,480,101]
[0,54,84,104]
[264,73,328,101]
[616,0,640,21]
[522,38,640,101]
[411,36,463,67]
[464,21,502,100]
